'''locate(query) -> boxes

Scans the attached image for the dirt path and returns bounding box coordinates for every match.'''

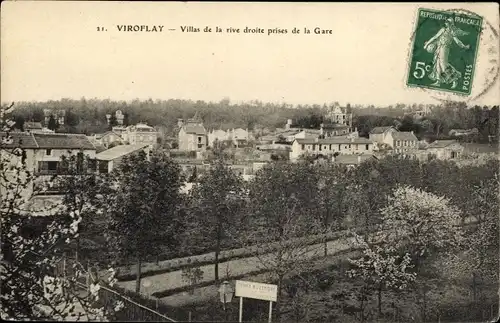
[117,235,359,296]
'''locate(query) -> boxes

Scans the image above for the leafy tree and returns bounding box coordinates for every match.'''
[31,108,45,123]
[103,150,184,293]
[13,115,25,131]
[316,163,352,255]
[188,152,245,281]
[240,161,323,321]
[47,115,59,131]
[123,112,130,126]
[108,114,118,130]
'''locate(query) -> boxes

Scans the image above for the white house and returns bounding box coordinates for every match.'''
[95,143,151,173]
[426,140,464,160]
[0,132,96,200]
[178,116,207,151]
[384,131,419,155]
[369,126,398,147]
[122,123,158,146]
[290,137,374,161]
[208,128,252,147]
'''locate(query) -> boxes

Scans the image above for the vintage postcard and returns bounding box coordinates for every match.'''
[1,2,499,323]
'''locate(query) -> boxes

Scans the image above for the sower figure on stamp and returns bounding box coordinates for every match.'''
[424,17,470,89]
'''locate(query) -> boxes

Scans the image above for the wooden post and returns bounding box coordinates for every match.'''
[239,297,243,322]
[188,311,192,322]
[268,301,273,323]
[155,298,158,311]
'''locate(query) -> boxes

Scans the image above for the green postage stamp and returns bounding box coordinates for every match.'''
[407,8,483,96]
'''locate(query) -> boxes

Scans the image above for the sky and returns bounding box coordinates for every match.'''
[1,1,499,107]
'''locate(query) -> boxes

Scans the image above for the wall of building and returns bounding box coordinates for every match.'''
[290,140,374,160]
[179,129,207,151]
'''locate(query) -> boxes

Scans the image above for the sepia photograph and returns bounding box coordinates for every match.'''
[1,1,499,322]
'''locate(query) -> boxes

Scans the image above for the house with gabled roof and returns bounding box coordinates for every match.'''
[426,140,464,160]
[386,131,419,155]
[91,130,124,148]
[178,114,207,151]
[0,131,96,200]
[95,143,151,173]
[1,132,96,174]
[369,126,397,147]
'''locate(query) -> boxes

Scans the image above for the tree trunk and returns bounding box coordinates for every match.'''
[472,272,477,301]
[422,287,427,322]
[135,255,142,293]
[360,287,365,323]
[378,283,382,318]
[214,221,222,282]
[276,275,284,322]
[323,212,328,257]
[75,237,80,263]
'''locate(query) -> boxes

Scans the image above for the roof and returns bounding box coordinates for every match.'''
[295,137,373,145]
[33,133,96,150]
[101,131,123,139]
[370,126,394,134]
[182,124,206,135]
[427,140,462,149]
[95,144,149,161]
[0,132,39,149]
[333,154,375,165]
[391,132,418,141]
[93,144,107,153]
[127,124,156,133]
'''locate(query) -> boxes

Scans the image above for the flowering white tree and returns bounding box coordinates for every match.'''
[1,103,123,320]
[379,185,463,265]
[347,233,416,320]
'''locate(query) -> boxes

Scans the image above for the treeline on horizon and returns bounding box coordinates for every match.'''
[6,98,499,143]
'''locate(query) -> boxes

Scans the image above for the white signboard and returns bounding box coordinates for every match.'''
[235,280,278,302]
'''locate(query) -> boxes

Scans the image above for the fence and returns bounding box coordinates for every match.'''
[53,254,180,322]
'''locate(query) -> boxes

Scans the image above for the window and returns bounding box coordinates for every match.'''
[312,144,316,151]
[198,144,203,149]
[198,137,202,143]
[48,161,58,171]
[356,144,359,150]
[365,144,369,150]
[338,144,341,151]
[301,144,305,150]
[329,144,332,150]
[46,149,52,156]
[319,145,322,151]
